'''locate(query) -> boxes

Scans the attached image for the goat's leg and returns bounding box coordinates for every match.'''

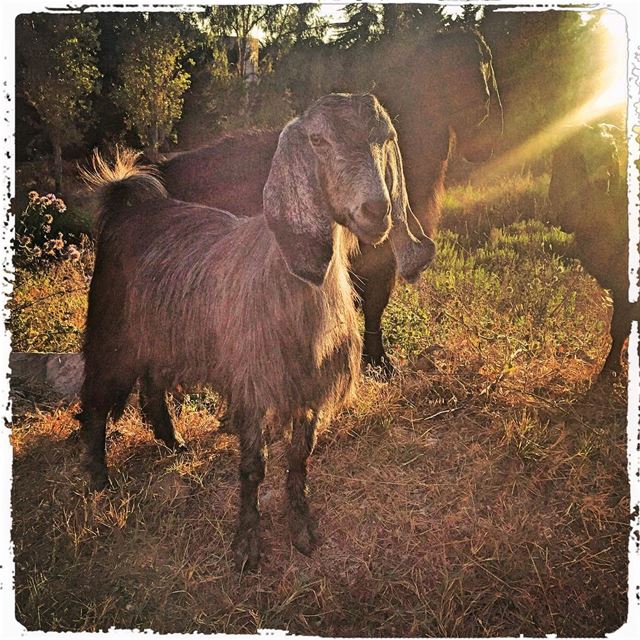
[78,373,135,490]
[287,410,320,555]
[232,408,267,572]
[602,299,629,374]
[360,264,397,379]
[139,373,187,451]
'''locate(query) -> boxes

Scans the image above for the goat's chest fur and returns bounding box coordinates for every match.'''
[123,208,362,419]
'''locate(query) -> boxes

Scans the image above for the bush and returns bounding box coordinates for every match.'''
[381,219,607,374]
[14,191,88,271]
[441,173,552,244]
[9,261,90,352]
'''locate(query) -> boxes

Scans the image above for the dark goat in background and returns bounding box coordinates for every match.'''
[549,123,638,374]
[162,28,501,377]
[78,94,435,571]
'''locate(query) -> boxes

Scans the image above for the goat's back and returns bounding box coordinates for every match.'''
[162,129,280,217]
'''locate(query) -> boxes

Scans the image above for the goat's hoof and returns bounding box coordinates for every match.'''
[232,529,261,572]
[217,413,235,434]
[290,516,319,556]
[363,354,395,380]
[170,433,188,452]
[157,432,188,452]
[87,465,109,492]
[596,365,623,385]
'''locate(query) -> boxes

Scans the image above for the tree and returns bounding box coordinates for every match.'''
[16,14,100,192]
[112,15,191,157]
[381,3,443,37]
[205,6,278,78]
[259,3,328,70]
[333,3,383,48]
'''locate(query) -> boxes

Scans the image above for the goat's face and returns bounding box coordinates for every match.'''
[303,94,397,246]
[264,93,435,287]
[429,29,502,164]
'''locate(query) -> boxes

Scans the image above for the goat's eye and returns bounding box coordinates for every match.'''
[309,133,328,147]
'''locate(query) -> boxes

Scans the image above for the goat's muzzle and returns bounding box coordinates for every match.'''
[349,198,392,245]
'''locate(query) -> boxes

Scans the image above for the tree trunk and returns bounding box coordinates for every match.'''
[238,37,246,78]
[52,136,63,194]
[144,123,162,163]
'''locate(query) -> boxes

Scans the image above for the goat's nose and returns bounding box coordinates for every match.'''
[362,198,391,221]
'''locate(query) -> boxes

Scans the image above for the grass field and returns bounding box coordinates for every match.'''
[9,178,630,635]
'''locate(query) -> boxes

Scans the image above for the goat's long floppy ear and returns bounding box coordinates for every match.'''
[386,139,436,283]
[263,120,334,287]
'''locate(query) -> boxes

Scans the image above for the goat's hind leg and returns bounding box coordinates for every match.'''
[287,409,321,556]
[139,372,187,451]
[78,373,134,490]
[601,298,632,375]
[232,407,267,572]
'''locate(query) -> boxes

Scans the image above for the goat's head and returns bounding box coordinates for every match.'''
[264,93,435,286]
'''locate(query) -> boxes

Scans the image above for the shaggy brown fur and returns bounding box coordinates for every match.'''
[549,123,638,373]
[79,94,433,571]
[162,28,501,376]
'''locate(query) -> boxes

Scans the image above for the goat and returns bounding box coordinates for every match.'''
[78,93,435,571]
[163,28,501,377]
[549,123,638,374]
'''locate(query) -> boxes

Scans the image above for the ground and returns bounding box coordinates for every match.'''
[9,180,631,636]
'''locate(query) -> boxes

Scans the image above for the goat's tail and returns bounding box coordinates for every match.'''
[80,146,167,234]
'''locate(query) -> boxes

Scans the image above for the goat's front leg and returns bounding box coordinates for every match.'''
[352,246,397,379]
[287,409,321,555]
[233,408,267,572]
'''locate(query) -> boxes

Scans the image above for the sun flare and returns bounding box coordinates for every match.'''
[472,9,628,182]
[590,10,628,112]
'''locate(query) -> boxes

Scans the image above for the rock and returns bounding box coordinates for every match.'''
[10,352,85,401]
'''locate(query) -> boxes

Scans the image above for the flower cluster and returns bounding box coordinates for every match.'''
[15,190,79,269]
[28,191,67,212]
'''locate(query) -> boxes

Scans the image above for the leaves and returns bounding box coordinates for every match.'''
[17,15,100,148]
[112,18,191,151]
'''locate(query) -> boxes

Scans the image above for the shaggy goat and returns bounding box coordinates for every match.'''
[163,28,501,377]
[549,123,638,374]
[78,93,435,571]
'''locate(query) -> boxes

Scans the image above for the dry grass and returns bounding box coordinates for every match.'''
[10,210,630,636]
[11,358,628,635]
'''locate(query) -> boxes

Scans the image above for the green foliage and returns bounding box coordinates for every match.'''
[112,17,191,152]
[16,14,100,189]
[17,14,100,145]
[381,218,602,370]
[259,4,328,69]
[441,173,553,244]
[334,3,384,48]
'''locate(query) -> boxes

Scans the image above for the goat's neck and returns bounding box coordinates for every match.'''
[397,123,451,237]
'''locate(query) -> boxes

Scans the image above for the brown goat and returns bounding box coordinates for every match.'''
[162,28,501,377]
[549,123,638,374]
[78,94,435,571]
